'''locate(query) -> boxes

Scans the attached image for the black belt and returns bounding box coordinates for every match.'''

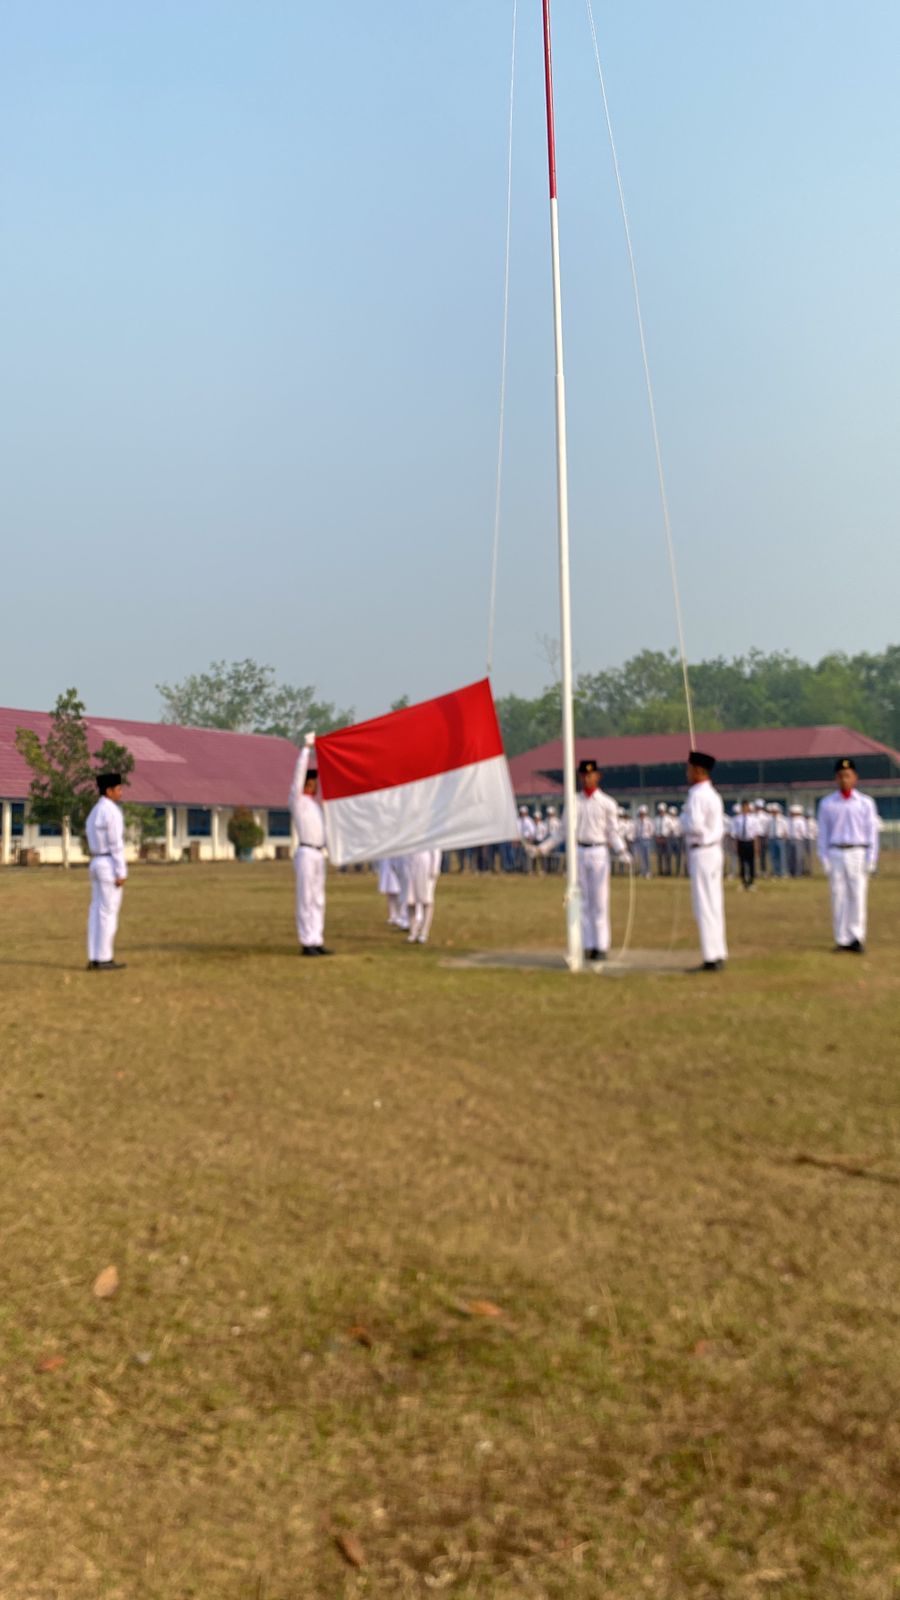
[299,842,324,851]
[91,852,112,858]
[830,843,865,850]
[689,842,718,851]
[577,840,607,848]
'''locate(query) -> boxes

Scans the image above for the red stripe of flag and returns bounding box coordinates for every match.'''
[315,680,505,801]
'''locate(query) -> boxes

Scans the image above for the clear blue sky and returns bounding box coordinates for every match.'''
[3,2,899,722]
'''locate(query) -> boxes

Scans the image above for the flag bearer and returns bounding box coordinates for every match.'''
[85,772,128,971]
[407,848,442,944]
[682,751,728,971]
[289,733,330,956]
[377,857,403,925]
[532,758,625,962]
[817,758,879,953]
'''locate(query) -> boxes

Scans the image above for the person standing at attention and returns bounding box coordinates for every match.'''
[682,751,728,972]
[732,799,758,891]
[531,758,625,963]
[289,733,331,956]
[85,772,128,971]
[817,758,879,953]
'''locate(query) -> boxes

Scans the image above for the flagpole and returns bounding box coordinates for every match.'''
[541,0,582,972]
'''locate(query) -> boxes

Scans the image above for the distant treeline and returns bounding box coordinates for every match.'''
[495,647,900,757]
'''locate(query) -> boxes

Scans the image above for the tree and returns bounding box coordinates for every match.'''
[15,691,92,867]
[157,659,352,743]
[15,694,137,867]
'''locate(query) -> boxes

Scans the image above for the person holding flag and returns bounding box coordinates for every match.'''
[289,733,330,957]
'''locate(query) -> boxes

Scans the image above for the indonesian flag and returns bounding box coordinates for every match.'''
[315,679,519,867]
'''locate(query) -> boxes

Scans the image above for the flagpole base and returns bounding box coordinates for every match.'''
[565,885,583,972]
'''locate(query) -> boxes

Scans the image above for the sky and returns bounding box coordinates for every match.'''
[2,1,900,723]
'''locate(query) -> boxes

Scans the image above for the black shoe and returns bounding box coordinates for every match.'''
[586,948,600,962]
[301,946,321,957]
[691,960,724,973]
[847,938,864,954]
[88,959,126,971]
[316,946,333,956]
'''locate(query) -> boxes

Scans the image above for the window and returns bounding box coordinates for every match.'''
[267,809,291,838]
[187,808,211,837]
[39,820,62,836]
[11,803,24,838]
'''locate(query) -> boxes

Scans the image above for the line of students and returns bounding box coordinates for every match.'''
[83,751,881,971]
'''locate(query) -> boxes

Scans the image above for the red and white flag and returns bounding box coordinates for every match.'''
[315,679,519,867]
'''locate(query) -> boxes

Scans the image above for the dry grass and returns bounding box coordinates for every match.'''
[1,860,899,1599]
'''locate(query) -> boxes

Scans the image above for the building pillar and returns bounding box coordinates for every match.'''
[211,807,220,862]
[165,806,175,862]
[1,802,11,866]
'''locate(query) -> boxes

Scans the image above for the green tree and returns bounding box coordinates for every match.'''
[157,659,352,742]
[15,691,95,867]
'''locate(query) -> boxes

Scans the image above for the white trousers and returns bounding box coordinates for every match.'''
[828,848,868,945]
[578,845,610,953]
[689,845,728,963]
[88,858,123,962]
[294,847,326,948]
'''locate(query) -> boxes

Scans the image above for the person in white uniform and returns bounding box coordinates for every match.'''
[85,772,128,971]
[634,805,653,879]
[377,857,403,925]
[786,805,807,878]
[407,848,442,944]
[532,758,625,962]
[682,750,728,971]
[817,757,879,953]
[289,734,330,956]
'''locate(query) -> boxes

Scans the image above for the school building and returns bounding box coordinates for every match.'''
[509,724,900,828]
[0,707,301,866]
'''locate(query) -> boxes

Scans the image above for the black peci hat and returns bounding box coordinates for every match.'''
[578,758,599,776]
[304,768,318,784]
[835,757,856,773]
[688,750,716,772]
[96,772,122,792]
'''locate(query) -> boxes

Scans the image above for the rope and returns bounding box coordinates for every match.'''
[486,0,517,679]
[583,0,695,747]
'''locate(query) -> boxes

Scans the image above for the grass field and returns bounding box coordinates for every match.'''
[1,861,899,1599]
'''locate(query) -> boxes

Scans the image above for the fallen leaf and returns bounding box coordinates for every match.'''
[461,1299,503,1319]
[93,1265,119,1299]
[347,1324,374,1348]
[35,1354,66,1374]
[334,1531,366,1568]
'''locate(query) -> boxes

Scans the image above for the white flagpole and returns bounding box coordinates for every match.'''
[541,0,582,971]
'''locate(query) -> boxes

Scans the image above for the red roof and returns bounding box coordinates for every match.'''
[509,725,900,795]
[0,707,299,807]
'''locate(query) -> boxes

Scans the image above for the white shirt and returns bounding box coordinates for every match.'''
[681,779,725,850]
[788,814,807,841]
[654,811,672,839]
[518,814,536,844]
[769,810,788,840]
[754,809,770,838]
[817,788,879,870]
[731,810,758,843]
[85,795,127,879]
[289,747,326,849]
[636,816,654,840]
[543,787,623,852]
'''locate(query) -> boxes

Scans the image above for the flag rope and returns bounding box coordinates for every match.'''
[486,0,518,679]
[583,0,695,750]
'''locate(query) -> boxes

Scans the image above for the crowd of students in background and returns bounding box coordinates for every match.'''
[429,798,822,885]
